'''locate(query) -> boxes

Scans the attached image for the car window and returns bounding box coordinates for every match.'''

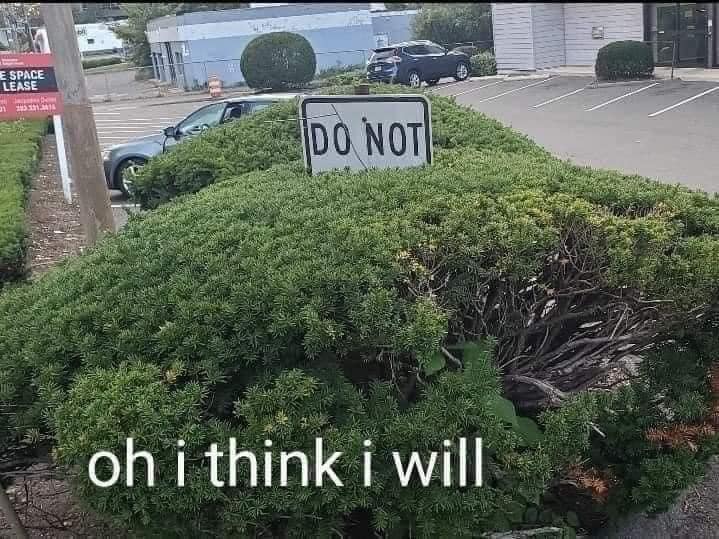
[222,103,244,123]
[426,45,446,55]
[405,45,430,56]
[177,103,227,135]
[370,48,396,62]
[243,101,274,114]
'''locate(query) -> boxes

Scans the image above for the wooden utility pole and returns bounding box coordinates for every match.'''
[39,3,115,245]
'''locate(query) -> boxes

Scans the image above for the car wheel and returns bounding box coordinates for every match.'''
[115,157,147,196]
[454,62,470,81]
[427,79,440,86]
[407,70,422,88]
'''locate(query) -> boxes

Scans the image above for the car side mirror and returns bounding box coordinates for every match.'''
[163,126,177,138]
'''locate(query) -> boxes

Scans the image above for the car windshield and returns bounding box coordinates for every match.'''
[176,103,226,136]
[370,48,396,62]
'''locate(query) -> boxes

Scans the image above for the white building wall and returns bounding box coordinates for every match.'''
[75,23,125,55]
[491,3,535,72]
[532,3,565,68]
[563,3,644,66]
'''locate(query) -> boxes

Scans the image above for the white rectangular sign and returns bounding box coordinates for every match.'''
[300,95,432,175]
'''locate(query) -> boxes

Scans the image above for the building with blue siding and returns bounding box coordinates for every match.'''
[146,3,418,90]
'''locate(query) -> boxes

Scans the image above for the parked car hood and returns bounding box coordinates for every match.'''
[105,133,167,154]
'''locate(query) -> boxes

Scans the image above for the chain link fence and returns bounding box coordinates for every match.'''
[84,42,497,102]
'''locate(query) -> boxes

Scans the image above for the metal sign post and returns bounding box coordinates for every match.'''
[34,28,72,203]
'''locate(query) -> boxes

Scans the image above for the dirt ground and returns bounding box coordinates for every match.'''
[24,135,85,278]
[595,457,719,538]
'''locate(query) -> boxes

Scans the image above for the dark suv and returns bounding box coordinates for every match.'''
[366,40,471,88]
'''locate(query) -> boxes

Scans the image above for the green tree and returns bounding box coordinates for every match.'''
[112,3,177,67]
[412,3,493,49]
[113,3,247,67]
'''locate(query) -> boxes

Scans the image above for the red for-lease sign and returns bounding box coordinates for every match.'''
[0,53,63,120]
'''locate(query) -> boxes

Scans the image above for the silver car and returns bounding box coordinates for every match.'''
[102,93,300,195]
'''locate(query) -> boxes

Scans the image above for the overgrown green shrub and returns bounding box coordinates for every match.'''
[316,68,366,88]
[82,56,123,70]
[595,40,654,80]
[3,146,719,533]
[240,32,316,90]
[53,344,595,537]
[3,83,719,536]
[586,321,719,520]
[130,87,544,209]
[315,64,365,80]
[0,120,46,283]
[471,51,497,76]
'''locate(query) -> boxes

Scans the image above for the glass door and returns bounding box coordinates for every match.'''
[652,3,709,66]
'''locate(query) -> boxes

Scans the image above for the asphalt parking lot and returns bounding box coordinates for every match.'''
[430,75,719,192]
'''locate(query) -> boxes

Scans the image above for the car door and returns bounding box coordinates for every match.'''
[425,44,453,78]
[404,44,432,77]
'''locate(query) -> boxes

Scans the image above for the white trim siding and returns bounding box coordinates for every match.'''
[147,9,373,43]
[532,4,565,68]
[563,3,643,66]
[491,3,535,72]
[491,3,645,71]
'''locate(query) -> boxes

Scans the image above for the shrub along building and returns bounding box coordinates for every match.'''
[145,3,418,90]
[491,3,718,73]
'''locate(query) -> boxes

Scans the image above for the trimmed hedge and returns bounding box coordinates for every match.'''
[240,32,316,90]
[0,120,46,283]
[82,56,123,70]
[471,51,497,76]
[595,40,654,80]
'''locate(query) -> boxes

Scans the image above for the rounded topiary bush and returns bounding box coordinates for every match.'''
[595,40,654,80]
[470,51,497,77]
[240,31,316,90]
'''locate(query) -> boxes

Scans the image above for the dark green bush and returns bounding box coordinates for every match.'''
[82,56,123,70]
[595,41,654,80]
[471,51,497,76]
[0,120,46,283]
[240,31,316,90]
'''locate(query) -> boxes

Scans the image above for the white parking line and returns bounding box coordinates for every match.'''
[95,118,182,122]
[94,106,138,112]
[448,80,503,98]
[111,203,140,208]
[585,82,660,111]
[648,85,719,117]
[532,87,585,108]
[97,129,156,134]
[473,78,553,104]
